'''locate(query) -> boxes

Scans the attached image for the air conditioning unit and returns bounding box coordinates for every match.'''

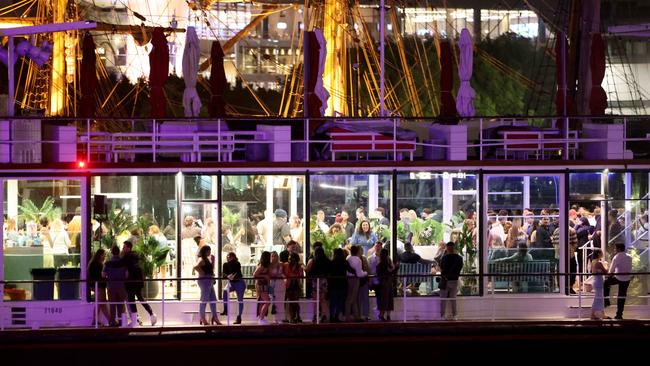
[11,119,42,163]
[0,120,9,163]
[42,124,76,162]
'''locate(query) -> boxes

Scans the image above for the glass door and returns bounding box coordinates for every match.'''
[179,174,219,300]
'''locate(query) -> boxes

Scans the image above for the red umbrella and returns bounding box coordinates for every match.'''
[589,33,607,115]
[209,41,227,118]
[80,32,96,118]
[439,40,457,118]
[149,27,169,118]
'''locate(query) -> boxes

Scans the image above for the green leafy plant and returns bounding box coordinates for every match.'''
[222,206,241,230]
[409,218,444,245]
[134,235,170,279]
[309,216,347,258]
[96,201,136,249]
[18,197,61,223]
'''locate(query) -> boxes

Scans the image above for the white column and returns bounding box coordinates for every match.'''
[130,176,138,219]
[523,176,530,212]
[290,177,298,218]
[442,173,452,230]
[265,176,274,247]
[7,180,18,218]
[368,175,379,214]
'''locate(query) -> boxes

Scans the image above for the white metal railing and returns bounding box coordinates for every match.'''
[0,116,649,164]
[2,270,648,330]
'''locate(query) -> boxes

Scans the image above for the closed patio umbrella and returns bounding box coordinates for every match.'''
[304,29,329,119]
[182,26,201,117]
[554,33,574,116]
[80,32,97,118]
[209,40,227,118]
[589,33,607,115]
[439,40,457,118]
[455,28,475,117]
[149,27,169,119]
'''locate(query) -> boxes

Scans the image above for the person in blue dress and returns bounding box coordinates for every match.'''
[350,220,377,255]
[590,248,609,320]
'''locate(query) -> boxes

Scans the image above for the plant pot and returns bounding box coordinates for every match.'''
[144,280,159,299]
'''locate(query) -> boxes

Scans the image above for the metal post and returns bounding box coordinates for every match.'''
[305,118,309,162]
[479,118,483,160]
[393,117,397,161]
[95,282,99,329]
[86,118,91,162]
[402,276,406,322]
[7,37,14,116]
[161,278,165,327]
[218,118,222,162]
[316,277,320,324]
[379,0,385,117]
[153,119,157,163]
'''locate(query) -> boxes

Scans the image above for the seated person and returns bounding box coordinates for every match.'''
[399,242,434,265]
[492,242,533,262]
[488,236,509,262]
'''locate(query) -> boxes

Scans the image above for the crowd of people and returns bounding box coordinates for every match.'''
[87,241,157,327]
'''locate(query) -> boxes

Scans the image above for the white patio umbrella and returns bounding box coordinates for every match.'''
[456,28,476,117]
[182,26,201,117]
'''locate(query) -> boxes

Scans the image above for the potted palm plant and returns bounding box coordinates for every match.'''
[133,216,170,299]
[135,236,170,298]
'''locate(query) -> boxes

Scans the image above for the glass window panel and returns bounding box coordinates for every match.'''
[487,176,523,211]
[184,174,215,200]
[486,175,560,294]
[3,179,83,301]
[91,175,177,300]
[222,175,305,298]
[608,173,626,201]
[310,174,391,256]
[397,172,478,296]
[569,172,603,197]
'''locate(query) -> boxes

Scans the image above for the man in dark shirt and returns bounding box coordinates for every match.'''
[122,241,156,326]
[273,209,291,248]
[221,252,245,324]
[439,242,463,320]
[399,242,433,265]
[280,240,299,263]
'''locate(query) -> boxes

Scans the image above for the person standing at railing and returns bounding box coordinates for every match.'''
[193,245,221,325]
[103,245,128,327]
[122,241,157,327]
[284,252,304,323]
[268,251,286,324]
[590,248,609,320]
[345,245,367,322]
[306,246,330,323]
[376,248,395,322]
[439,242,463,321]
[604,243,633,320]
[88,248,111,326]
[254,251,272,325]
[329,248,348,323]
[221,252,245,324]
